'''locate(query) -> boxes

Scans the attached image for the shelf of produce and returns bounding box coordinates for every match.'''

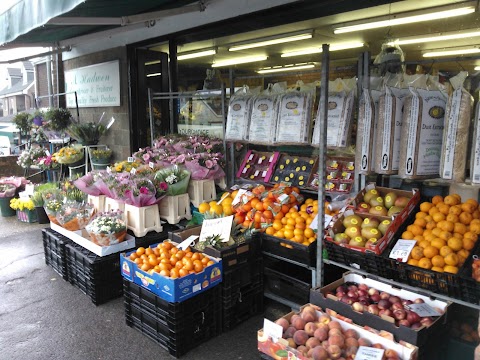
[324,259,480,311]
[264,291,302,311]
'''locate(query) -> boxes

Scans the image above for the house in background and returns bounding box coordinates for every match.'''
[0,61,35,117]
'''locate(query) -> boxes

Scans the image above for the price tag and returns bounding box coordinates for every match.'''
[130,167,137,175]
[25,184,34,196]
[262,170,267,178]
[19,191,30,200]
[199,216,234,245]
[258,158,264,164]
[177,235,199,250]
[269,155,274,163]
[248,153,254,161]
[149,162,154,169]
[127,157,134,163]
[263,318,282,343]
[254,170,260,177]
[389,239,417,262]
[232,189,247,206]
[407,303,442,317]
[355,346,384,360]
[106,166,112,173]
[45,150,51,156]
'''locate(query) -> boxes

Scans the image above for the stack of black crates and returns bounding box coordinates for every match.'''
[42,228,71,280]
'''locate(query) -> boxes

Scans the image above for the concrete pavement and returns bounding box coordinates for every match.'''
[0,216,289,360]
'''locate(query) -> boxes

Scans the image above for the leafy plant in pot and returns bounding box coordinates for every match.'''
[67,112,114,146]
[13,112,33,136]
[31,183,58,224]
[90,148,113,168]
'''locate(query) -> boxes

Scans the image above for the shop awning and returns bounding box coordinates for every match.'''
[0,0,201,46]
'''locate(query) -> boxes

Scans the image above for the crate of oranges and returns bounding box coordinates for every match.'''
[388,194,480,300]
[120,240,222,302]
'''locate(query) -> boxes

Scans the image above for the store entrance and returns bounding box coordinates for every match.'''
[128,48,170,151]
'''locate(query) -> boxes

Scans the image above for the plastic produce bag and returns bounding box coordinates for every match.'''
[225,85,258,141]
[56,201,95,231]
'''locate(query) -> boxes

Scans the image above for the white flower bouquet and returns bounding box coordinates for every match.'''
[86,210,127,246]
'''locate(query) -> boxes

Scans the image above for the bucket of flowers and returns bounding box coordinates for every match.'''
[10,197,37,223]
[43,189,64,224]
[90,148,113,170]
[35,154,60,182]
[0,184,17,217]
[86,210,127,246]
[54,145,85,178]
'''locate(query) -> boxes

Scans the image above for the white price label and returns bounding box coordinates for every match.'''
[254,170,260,177]
[269,155,274,163]
[263,318,283,343]
[355,346,384,360]
[248,153,254,161]
[389,239,417,262]
[308,214,332,232]
[130,167,137,175]
[232,189,247,206]
[45,150,51,156]
[25,184,34,196]
[407,303,441,317]
[177,235,199,250]
[262,170,267,178]
[149,162,154,169]
[127,157,134,163]
[106,166,112,173]
[258,157,264,164]
[19,191,30,200]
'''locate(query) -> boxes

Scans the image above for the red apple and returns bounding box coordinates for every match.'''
[370,293,381,303]
[393,309,407,320]
[368,288,379,296]
[398,319,411,327]
[352,302,364,312]
[380,292,391,300]
[356,202,371,213]
[367,304,379,315]
[406,311,421,324]
[378,299,391,310]
[358,283,369,291]
[391,302,404,311]
[389,296,401,304]
[379,309,393,317]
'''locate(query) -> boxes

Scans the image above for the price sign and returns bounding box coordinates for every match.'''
[407,303,442,317]
[106,166,112,173]
[389,239,417,262]
[45,150,51,156]
[19,191,30,200]
[232,189,247,206]
[355,346,384,360]
[130,167,137,175]
[25,184,34,196]
[149,162,154,169]
[177,235,199,250]
[309,214,332,232]
[262,170,267,178]
[127,157,134,163]
[199,216,234,245]
[263,318,282,343]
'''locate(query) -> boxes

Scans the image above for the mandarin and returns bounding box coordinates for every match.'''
[423,246,439,259]
[444,253,459,266]
[432,195,443,205]
[431,266,444,273]
[440,246,454,257]
[444,195,460,206]
[407,259,419,266]
[459,212,473,225]
[431,238,447,249]
[431,255,446,268]
[410,246,424,260]
[418,258,432,269]
[463,238,475,251]
[447,237,463,252]
[443,265,459,274]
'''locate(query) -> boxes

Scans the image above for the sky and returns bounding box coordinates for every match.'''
[0,0,21,14]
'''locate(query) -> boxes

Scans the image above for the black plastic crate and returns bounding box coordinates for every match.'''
[65,242,123,305]
[222,258,263,305]
[42,228,71,280]
[124,281,222,358]
[223,284,263,331]
[324,240,393,279]
[259,232,316,267]
[263,259,311,306]
[134,224,173,248]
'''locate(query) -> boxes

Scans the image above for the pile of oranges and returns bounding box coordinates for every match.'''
[402,194,479,274]
[128,242,215,279]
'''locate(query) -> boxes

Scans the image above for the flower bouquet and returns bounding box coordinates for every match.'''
[86,210,127,246]
[0,184,16,198]
[56,201,95,231]
[154,166,190,196]
[35,154,59,171]
[74,171,103,196]
[113,160,140,173]
[17,147,47,169]
[43,189,64,224]
[184,152,225,180]
[10,197,37,223]
[114,173,167,206]
[92,171,118,199]
[54,145,84,165]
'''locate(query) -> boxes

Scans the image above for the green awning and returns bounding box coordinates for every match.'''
[1,0,200,46]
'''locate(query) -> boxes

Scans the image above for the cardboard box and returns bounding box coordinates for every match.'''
[257,303,418,360]
[326,184,420,255]
[50,222,136,257]
[309,272,450,346]
[120,242,223,303]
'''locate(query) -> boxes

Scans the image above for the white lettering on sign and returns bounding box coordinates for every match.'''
[65,60,120,108]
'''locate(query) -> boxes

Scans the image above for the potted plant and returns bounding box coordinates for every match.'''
[10,197,37,223]
[0,184,17,217]
[12,112,33,136]
[43,108,72,140]
[67,121,107,146]
[31,183,58,224]
[90,148,113,170]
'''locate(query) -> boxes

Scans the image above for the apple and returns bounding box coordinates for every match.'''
[389,296,401,304]
[358,284,369,291]
[352,302,364,312]
[357,289,368,297]
[378,219,391,235]
[380,292,391,300]
[363,189,379,203]
[333,233,349,244]
[368,288,379,296]
[413,298,425,304]
[356,202,371,213]
[369,206,388,216]
[349,236,366,247]
[379,309,393,317]
[398,319,411,327]
[369,196,385,207]
[406,311,421,324]
[370,293,381,303]
[345,226,361,239]
[347,285,359,292]
[393,309,407,320]
[336,285,347,294]
[361,227,382,240]
[387,206,404,217]
[391,302,404,311]
[420,317,434,327]
[384,192,398,209]
[343,214,362,228]
[378,299,391,310]
[395,196,410,208]
[341,296,353,305]
[367,304,380,315]
[402,299,413,306]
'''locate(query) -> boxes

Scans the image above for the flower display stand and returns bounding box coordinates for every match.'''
[87,195,106,214]
[124,204,162,237]
[16,209,37,223]
[188,179,216,208]
[159,193,192,224]
[104,198,126,222]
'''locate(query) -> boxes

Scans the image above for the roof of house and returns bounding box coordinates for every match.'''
[0,80,34,97]
[7,68,22,77]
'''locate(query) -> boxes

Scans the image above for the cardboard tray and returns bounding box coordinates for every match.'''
[120,241,223,303]
[51,222,136,257]
[236,150,280,183]
[309,272,450,346]
[257,303,418,360]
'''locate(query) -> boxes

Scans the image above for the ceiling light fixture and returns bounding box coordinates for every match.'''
[228,31,313,51]
[257,63,315,74]
[389,30,480,46]
[177,49,216,60]
[212,55,268,67]
[475,66,480,71]
[333,6,475,34]
[281,42,364,58]
[146,72,162,77]
[423,48,480,57]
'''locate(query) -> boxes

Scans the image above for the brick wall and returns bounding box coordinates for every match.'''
[0,156,23,177]
[35,62,49,105]
[62,47,130,161]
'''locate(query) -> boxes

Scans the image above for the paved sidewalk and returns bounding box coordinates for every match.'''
[0,216,288,360]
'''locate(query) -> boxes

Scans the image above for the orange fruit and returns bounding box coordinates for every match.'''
[402,231,415,240]
[420,202,434,213]
[275,230,285,239]
[447,237,463,252]
[418,258,432,269]
[416,211,428,219]
[410,246,424,260]
[444,195,460,206]
[429,207,440,216]
[418,240,431,249]
[470,221,480,235]
[431,238,447,250]
[424,233,436,242]
[431,255,445,268]
[424,215,434,222]
[459,212,473,225]
[304,228,315,238]
[198,202,210,214]
[432,266,445,272]
[432,212,446,223]
[441,221,455,232]
[265,227,275,236]
[454,223,467,235]
[453,232,464,240]
[414,218,427,228]
[446,213,459,223]
[449,205,462,216]
[272,220,283,231]
[413,235,425,242]
[426,221,437,230]
[463,238,475,251]
[464,231,478,242]
[432,195,443,205]
[439,231,452,241]
[444,253,459,266]
[440,245,454,257]
[283,229,294,239]
[457,249,470,260]
[461,202,476,214]
[438,204,450,215]
[452,194,462,203]
[431,227,442,237]
[473,210,480,219]
[407,259,419,266]
[423,245,439,259]
[409,224,423,236]
[466,198,479,208]
[294,234,304,242]
[443,265,459,274]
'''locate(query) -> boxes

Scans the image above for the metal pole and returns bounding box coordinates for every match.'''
[148,88,155,145]
[74,91,80,121]
[228,68,235,187]
[316,43,329,288]
[46,55,53,107]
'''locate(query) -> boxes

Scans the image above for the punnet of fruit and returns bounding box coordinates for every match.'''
[400,194,480,274]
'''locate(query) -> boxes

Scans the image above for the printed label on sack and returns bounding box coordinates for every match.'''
[339,91,354,147]
[360,91,373,171]
[381,88,394,170]
[389,239,416,262]
[390,87,408,170]
[442,88,462,179]
[276,93,308,143]
[225,97,248,141]
[472,105,480,184]
[326,92,347,147]
[405,89,420,175]
[355,346,384,360]
[249,96,276,143]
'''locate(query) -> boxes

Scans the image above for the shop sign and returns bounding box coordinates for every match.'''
[177,124,224,138]
[65,60,120,107]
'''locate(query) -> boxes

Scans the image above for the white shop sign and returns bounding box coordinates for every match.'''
[177,124,224,139]
[65,60,120,108]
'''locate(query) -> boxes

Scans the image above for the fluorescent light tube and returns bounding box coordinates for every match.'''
[281,42,364,57]
[390,30,480,45]
[212,55,267,67]
[146,73,162,77]
[334,6,475,34]
[475,66,480,71]
[257,64,315,74]
[423,48,480,57]
[228,32,312,51]
[177,49,216,60]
